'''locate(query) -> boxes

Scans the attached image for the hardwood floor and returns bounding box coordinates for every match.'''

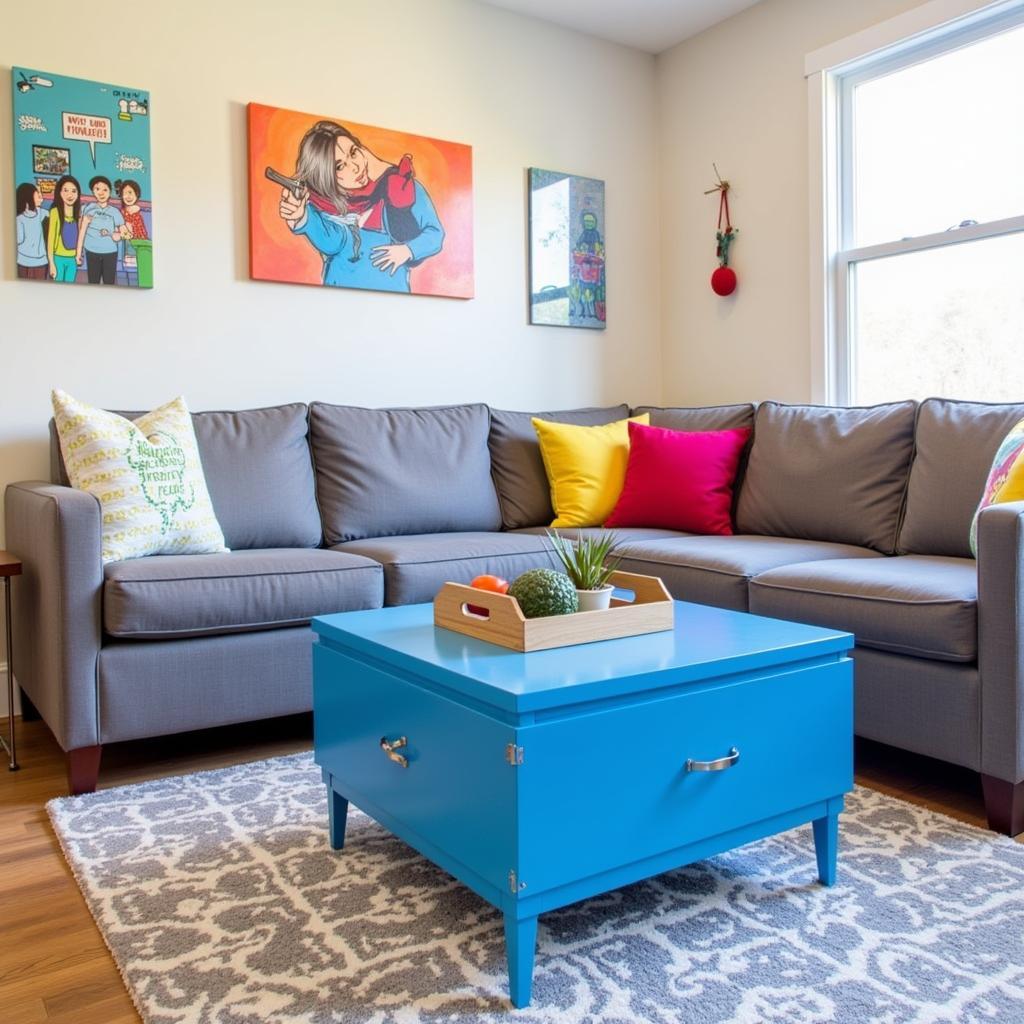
[0,714,313,1024]
[0,716,1006,1022]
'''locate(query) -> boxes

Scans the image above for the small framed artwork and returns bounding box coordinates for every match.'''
[528,168,606,328]
[32,145,70,175]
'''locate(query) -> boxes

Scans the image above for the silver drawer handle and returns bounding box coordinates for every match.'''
[380,735,409,768]
[685,747,739,772]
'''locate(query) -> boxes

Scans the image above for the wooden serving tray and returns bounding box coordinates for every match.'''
[433,571,674,652]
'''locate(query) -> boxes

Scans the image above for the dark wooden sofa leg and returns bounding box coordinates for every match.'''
[67,745,102,795]
[18,687,41,722]
[981,774,1024,836]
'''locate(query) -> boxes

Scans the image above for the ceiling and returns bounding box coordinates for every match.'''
[479,0,764,54]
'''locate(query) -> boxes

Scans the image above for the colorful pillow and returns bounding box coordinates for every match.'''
[970,417,1024,556]
[52,389,229,564]
[532,414,649,527]
[606,421,751,534]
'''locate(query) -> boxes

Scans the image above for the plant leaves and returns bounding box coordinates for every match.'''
[546,528,623,589]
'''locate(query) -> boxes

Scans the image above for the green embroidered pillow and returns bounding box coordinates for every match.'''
[52,389,229,564]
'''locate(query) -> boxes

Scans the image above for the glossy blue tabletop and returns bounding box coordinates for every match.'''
[312,601,854,715]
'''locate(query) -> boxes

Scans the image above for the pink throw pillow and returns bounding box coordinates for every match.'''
[605,422,751,534]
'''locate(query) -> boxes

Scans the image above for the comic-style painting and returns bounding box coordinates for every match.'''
[248,103,473,299]
[12,68,152,287]
[529,168,606,329]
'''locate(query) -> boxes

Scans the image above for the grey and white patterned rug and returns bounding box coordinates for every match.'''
[48,752,1024,1024]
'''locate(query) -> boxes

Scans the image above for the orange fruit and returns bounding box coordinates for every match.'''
[470,574,510,594]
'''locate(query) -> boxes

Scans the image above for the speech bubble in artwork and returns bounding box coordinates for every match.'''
[62,111,112,166]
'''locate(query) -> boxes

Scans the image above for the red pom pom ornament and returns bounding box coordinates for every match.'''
[711,265,737,296]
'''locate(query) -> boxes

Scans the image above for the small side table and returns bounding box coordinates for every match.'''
[0,553,22,772]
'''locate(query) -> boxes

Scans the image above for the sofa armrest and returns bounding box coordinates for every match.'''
[5,481,103,750]
[978,499,1024,782]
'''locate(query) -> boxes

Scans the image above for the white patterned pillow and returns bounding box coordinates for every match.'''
[52,389,229,564]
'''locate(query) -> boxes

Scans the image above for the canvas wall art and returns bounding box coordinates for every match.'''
[529,168,606,328]
[12,67,152,287]
[248,103,473,299]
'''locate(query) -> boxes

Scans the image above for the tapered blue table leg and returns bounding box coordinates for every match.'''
[812,811,839,886]
[328,785,349,851]
[504,914,538,1008]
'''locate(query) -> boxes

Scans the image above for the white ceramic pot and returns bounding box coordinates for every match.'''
[576,584,614,612]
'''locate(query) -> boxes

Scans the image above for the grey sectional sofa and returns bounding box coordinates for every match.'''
[7,397,1024,836]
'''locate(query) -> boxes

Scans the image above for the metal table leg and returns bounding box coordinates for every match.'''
[2,576,17,772]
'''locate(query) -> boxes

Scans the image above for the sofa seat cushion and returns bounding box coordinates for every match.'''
[614,535,881,612]
[104,549,383,639]
[749,556,977,663]
[336,532,561,606]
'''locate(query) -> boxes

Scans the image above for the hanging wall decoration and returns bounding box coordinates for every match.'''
[11,67,153,287]
[248,103,473,299]
[705,165,737,296]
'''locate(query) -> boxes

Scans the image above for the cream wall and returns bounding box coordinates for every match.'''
[0,0,660,514]
[656,0,926,405]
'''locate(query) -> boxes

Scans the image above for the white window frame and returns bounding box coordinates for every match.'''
[806,0,1024,404]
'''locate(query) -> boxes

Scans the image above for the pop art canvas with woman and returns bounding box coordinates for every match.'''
[248,103,473,299]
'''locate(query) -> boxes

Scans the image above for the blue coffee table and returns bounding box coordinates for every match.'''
[312,600,853,1008]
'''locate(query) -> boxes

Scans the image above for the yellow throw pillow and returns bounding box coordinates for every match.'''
[533,414,650,527]
[52,389,229,564]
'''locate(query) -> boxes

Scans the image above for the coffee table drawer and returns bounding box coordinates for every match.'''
[313,643,515,893]
[517,658,852,895]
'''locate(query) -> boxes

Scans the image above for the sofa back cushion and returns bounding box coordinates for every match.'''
[632,403,756,432]
[191,404,322,550]
[488,405,629,529]
[899,398,1024,558]
[311,402,502,544]
[735,401,917,553]
[51,403,322,550]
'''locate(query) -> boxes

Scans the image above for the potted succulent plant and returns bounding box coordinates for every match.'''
[546,529,622,611]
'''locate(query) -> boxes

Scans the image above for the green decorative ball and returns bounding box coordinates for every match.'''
[508,568,579,618]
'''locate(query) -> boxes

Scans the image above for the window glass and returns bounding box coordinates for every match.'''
[852,22,1024,248]
[851,231,1024,404]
